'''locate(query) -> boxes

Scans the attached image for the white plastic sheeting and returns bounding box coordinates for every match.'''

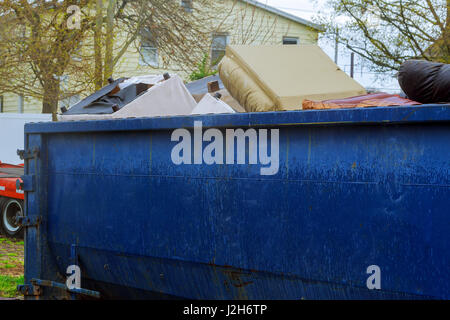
[118,74,172,90]
[58,114,113,121]
[191,93,236,115]
[112,75,197,118]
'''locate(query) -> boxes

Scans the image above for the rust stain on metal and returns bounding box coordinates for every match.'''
[207,263,254,299]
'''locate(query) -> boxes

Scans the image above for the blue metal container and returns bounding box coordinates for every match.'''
[20,105,449,299]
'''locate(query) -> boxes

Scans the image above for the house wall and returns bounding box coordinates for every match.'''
[1,93,42,114]
[0,0,319,114]
[114,0,318,78]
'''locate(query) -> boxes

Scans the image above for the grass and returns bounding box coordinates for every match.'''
[0,275,24,298]
[0,236,24,298]
[0,238,13,245]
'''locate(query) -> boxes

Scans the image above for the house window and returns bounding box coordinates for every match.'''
[283,36,299,45]
[72,41,83,62]
[18,95,24,113]
[181,0,193,12]
[211,34,229,66]
[139,30,158,67]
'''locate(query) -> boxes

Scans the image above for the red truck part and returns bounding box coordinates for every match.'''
[0,161,24,200]
[0,161,24,238]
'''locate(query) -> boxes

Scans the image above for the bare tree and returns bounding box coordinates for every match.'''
[0,0,93,115]
[0,0,283,114]
[228,0,278,45]
[0,0,216,110]
[127,0,227,74]
[66,0,231,88]
[89,0,148,89]
[320,0,449,72]
[128,0,279,74]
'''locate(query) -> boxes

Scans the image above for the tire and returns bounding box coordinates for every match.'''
[0,198,24,238]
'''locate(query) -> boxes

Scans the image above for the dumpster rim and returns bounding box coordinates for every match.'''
[25,104,450,134]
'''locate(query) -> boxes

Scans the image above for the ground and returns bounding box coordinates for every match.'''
[0,237,24,298]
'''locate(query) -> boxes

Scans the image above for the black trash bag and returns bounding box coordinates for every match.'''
[398,60,450,104]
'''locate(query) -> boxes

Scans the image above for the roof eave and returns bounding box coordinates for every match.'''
[240,0,324,32]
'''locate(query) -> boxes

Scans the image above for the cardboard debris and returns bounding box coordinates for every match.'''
[207,81,220,93]
[215,89,246,113]
[186,74,244,112]
[219,45,367,112]
[192,89,245,113]
[191,93,236,115]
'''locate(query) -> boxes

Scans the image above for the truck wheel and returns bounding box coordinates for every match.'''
[0,199,24,238]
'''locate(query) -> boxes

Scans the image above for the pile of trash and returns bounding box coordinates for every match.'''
[59,45,449,121]
[58,73,238,121]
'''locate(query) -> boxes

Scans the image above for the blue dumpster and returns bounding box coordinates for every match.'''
[20,104,449,299]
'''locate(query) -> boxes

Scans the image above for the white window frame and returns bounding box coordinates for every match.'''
[18,95,24,113]
[139,45,158,67]
[139,32,158,68]
[71,41,83,62]
[211,33,229,66]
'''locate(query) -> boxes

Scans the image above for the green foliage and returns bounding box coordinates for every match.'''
[189,54,218,81]
[0,275,24,298]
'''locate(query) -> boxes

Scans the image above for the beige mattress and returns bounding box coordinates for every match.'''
[218,45,366,112]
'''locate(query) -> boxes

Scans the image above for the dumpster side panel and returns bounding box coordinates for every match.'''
[22,133,69,299]
[24,118,450,299]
